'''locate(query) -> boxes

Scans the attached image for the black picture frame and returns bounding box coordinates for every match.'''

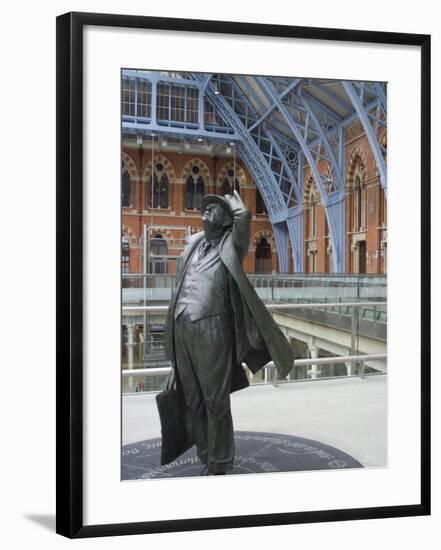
[56,11,431,539]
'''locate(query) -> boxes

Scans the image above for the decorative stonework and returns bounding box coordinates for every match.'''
[122,224,138,247]
[147,228,174,241]
[351,232,367,251]
[304,172,319,203]
[181,158,212,186]
[374,131,387,178]
[306,239,318,253]
[346,146,367,188]
[122,152,138,179]
[324,164,337,194]
[143,153,176,181]
[250,230,275,252]
[217,161,247,188]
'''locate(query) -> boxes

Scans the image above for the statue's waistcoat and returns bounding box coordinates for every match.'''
[174,241,230,322]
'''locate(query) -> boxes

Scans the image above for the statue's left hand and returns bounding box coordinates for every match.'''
[224,190,246,214]
[224,190,250,251]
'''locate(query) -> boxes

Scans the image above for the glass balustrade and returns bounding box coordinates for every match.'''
[121,273,387,394]
[122,273,387,305]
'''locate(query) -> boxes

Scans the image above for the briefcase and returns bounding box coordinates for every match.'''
[156,368,194,465]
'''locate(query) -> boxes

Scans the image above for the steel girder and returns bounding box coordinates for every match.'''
[257,76,346,273]
[192,73,300,271]
[225,76,306,271]
[210,75,302,206]
[342,81,387,193]
[210,74,305,271]
[122,70,239,140]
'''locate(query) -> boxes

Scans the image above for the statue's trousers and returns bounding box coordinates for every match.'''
[174,309,234,474]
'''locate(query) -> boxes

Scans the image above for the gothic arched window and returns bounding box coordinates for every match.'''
[324,218,333,273]
[220,167,240,196]
[255,238,272,274]
[352,169,366,232]
[308,192,318,238]
[185,175,194,209]
[147,174,159,208]
[221,178,231,196]
[185,170,205,210]
[159,174,169,209]
[122,170,131,207]
[305,179,318,274]
[147,162,169,209]
[195,176,205,210]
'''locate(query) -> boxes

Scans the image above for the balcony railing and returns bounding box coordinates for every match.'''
[121,299,387,394]
[122,273,387,305]
[122,353,387,395]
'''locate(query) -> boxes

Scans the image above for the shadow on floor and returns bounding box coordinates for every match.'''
[24,514,55,532]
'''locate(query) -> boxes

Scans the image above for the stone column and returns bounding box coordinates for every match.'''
[307,342,321,379]
[127,323,136,390]
[345,361,355,377]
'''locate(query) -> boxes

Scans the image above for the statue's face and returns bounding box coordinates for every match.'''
[202,203,231,233]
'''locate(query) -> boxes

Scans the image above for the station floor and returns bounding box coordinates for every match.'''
[122,374,387,468]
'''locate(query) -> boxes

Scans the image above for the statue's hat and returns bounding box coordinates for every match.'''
[201,194,234,218]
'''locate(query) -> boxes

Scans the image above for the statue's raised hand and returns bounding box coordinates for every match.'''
[223,190,246,215]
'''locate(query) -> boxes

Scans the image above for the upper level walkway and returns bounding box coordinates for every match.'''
[122,273,387,306]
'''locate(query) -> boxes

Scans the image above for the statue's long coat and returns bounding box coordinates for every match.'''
[164,205,295,395]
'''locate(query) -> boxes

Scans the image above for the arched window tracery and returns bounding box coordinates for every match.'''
[221,168,240,195]
[147,161,170,209]
[185,165,205,210]
[122,169,131,207]
[309,191,318,239]
[185,175,194,209]
[347,152,368,274]
[182,161,208,210]
[304,174,319,273]
[221,178,231,196]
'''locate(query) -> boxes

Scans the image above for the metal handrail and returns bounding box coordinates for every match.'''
[122,273,387,279]
[122,301,387,312]
[122,353,387,377]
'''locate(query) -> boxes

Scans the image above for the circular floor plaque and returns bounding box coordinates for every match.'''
[122,431,363,479]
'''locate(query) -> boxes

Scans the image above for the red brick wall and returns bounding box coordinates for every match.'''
[303,125,387,274]
[121,146,277,274]
[122,122,387,276]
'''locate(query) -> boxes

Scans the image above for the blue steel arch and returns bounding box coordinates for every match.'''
[192,73,299,271]
[256,76,346,273]
[206,74,304,272]
[231,77,307,273]
[341,81,387,193]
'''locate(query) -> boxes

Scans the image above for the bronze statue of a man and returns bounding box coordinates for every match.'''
[162,191,294,475]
